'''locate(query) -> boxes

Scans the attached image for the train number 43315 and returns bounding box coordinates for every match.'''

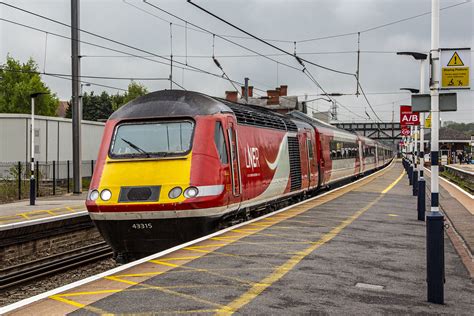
[132,223,153,229]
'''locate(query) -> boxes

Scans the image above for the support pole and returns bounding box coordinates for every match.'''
[427,0,444,304]
[418,59,426,220]
[413,124,419,195]
[71,0,82,194]
[30,96,35,206]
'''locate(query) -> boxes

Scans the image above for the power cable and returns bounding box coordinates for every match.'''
[296,0,470,43]
[0,67,168,83]
[0,16,252,93]
[187,0,356,77]
[122,0,294,43]
[142,0,303,74]
[0,68,127,91]
[357,82,384,123]
[81,50,400,59]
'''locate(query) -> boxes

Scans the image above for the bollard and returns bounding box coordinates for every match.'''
[426,211,444,304]
[417,178,426,221]
[412,170,419,196]
[408,165,413,185]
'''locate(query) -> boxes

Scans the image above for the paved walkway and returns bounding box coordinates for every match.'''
[0,193,87,225]
[4,162,472,315]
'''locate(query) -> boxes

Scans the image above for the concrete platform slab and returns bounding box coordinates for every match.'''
[0,193,87,225]
[3,163,473,315]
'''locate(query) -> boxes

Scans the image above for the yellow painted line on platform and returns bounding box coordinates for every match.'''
[388,214,399,217]
[149,260,180,268]
[49,295,110,315]
[381,171,404,194]
[216,167,402,315]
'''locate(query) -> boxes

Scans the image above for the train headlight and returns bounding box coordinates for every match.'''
[100,189,112,201]
[184,186,199,198]
[89,190,99,201]
[168,187,182,199]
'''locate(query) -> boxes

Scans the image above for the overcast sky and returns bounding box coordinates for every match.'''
[1,0,473,123]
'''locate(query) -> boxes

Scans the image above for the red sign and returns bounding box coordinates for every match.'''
[400,105,420,126]
[401,126,411,136]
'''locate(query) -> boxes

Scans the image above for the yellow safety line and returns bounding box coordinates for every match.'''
[381,171,404,194]
[49,295,110,315]
[55,289,123,297]
[216,168,402,315]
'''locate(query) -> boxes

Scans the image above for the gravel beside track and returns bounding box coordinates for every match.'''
[1,258,116,307]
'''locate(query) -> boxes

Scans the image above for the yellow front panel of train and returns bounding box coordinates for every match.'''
[95,154,192,205]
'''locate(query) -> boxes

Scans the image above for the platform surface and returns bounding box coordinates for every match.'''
[4,163,473,315]
[447,163,474,174]
[0,193,87,225]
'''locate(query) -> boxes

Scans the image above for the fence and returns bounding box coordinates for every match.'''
[0,160,96,203]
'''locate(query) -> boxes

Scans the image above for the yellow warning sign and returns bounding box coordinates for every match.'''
[425,114,431,128]
[440,48,470,89]
[441,67,469,87]
[447,52,464,66]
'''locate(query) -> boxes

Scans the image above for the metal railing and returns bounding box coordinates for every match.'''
[0,160,96,202]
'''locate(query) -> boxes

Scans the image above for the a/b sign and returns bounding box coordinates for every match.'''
[440,48,470,89]
[400,105,419,126]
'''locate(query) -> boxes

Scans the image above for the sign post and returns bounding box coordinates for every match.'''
[427,0,444,304]
[400,105,420,186]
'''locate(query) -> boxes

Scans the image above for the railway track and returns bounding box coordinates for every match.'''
[0,242,113,290]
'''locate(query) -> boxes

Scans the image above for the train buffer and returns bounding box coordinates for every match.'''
[2,162,472,315]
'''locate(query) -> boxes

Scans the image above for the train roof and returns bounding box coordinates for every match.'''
[110,90,299,132]
[109,90,232,120]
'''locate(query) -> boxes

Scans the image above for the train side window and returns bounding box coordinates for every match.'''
[214,122,228,164]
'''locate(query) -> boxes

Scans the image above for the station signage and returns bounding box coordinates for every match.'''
[401,126,411,136]
[400,105,419,126]
[440,48,470,89]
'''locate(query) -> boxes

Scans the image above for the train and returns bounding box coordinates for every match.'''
[86,90,393,262]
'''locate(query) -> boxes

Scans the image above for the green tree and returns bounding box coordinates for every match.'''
[112,81,148,110]
[66,81,148,121]
[0,56,59,116]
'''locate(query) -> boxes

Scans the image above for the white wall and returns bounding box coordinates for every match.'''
[0,114,105,163]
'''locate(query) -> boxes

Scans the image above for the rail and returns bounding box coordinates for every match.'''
[0,242,112,290]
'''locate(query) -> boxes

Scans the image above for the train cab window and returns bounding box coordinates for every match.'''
[110,120,194,158]
[214,122,228,164]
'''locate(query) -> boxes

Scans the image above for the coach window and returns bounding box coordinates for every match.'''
[214,122,228,164]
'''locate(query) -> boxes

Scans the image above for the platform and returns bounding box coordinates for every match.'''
[0,193,87,226]
[2,162,473,315]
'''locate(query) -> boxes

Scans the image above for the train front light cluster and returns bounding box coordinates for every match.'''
[184,186,199,198]
[168,187,182,199]
[168,186,199,199]
[89,189,112,201]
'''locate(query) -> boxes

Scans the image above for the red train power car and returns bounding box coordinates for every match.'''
[86,90,393,261]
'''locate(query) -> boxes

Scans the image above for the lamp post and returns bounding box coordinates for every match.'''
[397,52,428,217]
[29,92,49,206]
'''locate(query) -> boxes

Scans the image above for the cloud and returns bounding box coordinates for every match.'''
[1,0,472,122]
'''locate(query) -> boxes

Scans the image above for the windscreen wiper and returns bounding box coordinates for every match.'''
[120,138,150,157]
